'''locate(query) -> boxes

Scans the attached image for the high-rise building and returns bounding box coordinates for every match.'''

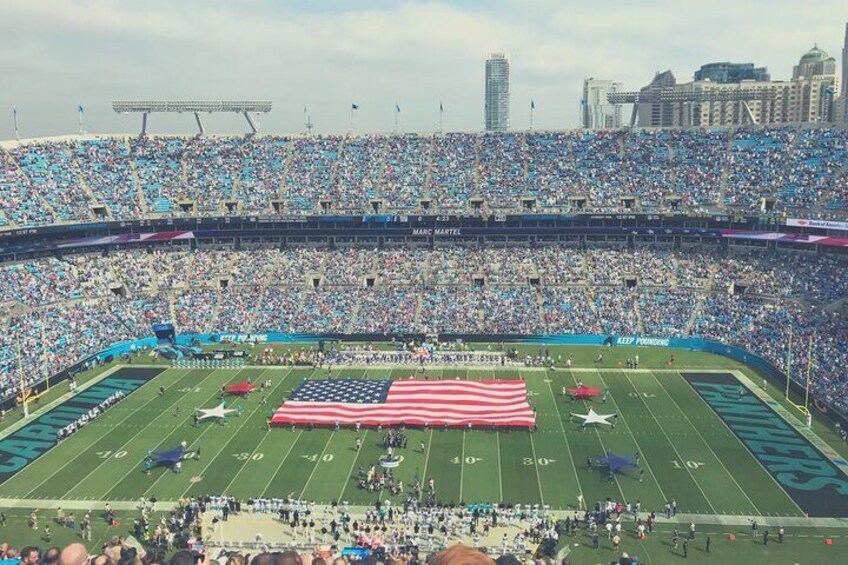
[694,62,770,83]
[634,46,839,127]
[485,53,510,131]
[841,23,848,122]
[582,78,623,129]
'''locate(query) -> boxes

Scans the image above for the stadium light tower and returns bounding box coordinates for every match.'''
[112,100,273,136]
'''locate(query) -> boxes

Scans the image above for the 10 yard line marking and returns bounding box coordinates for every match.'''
[622,371,717,514]
[649,370,761,515]
[594,370,668,503]
[19,368,211,499]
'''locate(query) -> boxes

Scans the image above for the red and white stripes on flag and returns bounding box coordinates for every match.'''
[271,379,536,429]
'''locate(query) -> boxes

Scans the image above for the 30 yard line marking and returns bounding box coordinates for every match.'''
[594,370,668,503]
[17,367,213,499]
[544,371,584,505]
[137,367,264,498]
[622,371,717,514]
[176,368,288,499]
[528,430,545,506]
[649,370,761,515]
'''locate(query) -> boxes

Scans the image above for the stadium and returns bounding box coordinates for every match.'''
[0,123,846,565]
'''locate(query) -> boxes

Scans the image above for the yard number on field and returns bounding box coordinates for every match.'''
[670,459,705,470]
[523,457,556,466]
[96,450,127,459]
[178,387,203,393]
[232,452,264,461]
[628,392,657,399]
[301,453,335,462]
[451,456,482,465]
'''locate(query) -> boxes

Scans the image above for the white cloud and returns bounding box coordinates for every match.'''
[0,0,844,138]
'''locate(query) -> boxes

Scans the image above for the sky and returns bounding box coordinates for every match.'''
[0,0,845,138]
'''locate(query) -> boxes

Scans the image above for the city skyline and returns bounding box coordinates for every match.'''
[0,0,846,138]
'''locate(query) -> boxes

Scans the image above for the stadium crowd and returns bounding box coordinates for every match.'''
[0,245,845,415]
[1,126,847,222]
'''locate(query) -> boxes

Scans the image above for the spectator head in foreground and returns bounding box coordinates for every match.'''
[430,545,495,565]
[59,544,88,565]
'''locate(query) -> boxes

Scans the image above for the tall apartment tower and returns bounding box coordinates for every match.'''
[842,23,848,121]
[485,53,510,131]
[582,78,623,129]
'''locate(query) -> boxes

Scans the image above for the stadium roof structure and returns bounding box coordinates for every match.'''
[112,99,273,136]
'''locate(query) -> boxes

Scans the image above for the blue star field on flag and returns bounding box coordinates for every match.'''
[290,379,391,404]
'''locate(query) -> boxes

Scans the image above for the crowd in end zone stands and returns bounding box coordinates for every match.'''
[1,126,848,226]
[0,246,845,413]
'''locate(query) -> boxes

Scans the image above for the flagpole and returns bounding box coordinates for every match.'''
[530,101,534,132]
[438,102,443,134]
[78,106,84,136]
[13,107,20,141]
[394,104,399,134]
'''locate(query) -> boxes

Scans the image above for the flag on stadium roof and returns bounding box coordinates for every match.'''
[271,378,536,428]
[351,103,359,110]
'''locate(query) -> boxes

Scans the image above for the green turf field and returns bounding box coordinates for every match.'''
[1,354,842,521]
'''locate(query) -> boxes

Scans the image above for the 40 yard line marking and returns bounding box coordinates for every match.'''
[337,430,368,503]
[495,431,504,503]
[459,430,466,502]
[259,429,304,497]
[298,431,336,499]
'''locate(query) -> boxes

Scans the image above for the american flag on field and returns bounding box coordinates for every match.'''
[271,378,536,429]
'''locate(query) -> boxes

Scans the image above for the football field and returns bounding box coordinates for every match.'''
[2,361,843,520]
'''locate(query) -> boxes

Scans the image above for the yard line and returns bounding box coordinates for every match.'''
[543,372,584,505]
[459,430,466,501]
[676,370,806,517]
[175,368,285,499]
[594,370,669,503]
[495,431,504,503]
[649,370,761,515]
[419,428,434,501]
[337,430,368,503]
[19,368,206,498]
[101,368,252,499]
[622,371,716,514]
[298,430,336,500]
[565,369,628,504]
[259,430,304,497]
[527,431,545,506]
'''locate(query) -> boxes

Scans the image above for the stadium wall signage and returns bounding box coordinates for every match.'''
[0,367,165,485]
[787,218,848,232]
[682,372,848,517]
